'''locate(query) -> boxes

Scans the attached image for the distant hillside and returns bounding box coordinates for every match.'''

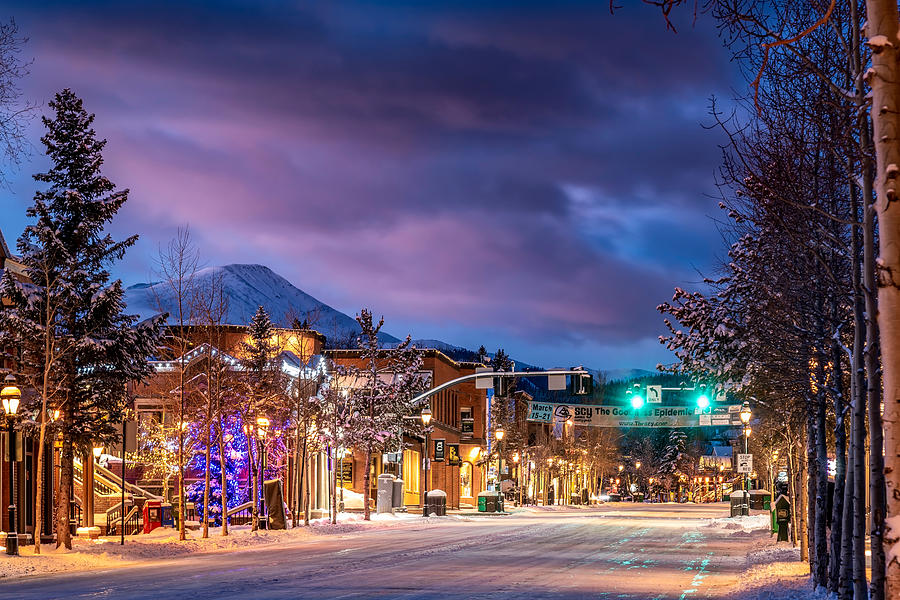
[124,264,399,344]
[601,368,656,382]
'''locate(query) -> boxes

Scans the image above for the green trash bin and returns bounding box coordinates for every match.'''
[478,494,487,512]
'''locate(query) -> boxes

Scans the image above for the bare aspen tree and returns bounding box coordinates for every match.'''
[154,226,200,541]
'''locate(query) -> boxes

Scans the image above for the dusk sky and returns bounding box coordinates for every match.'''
[0,1,743,371]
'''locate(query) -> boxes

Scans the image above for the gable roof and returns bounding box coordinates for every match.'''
[0,226,10,260]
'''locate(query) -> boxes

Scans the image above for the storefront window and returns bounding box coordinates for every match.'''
[460,462,473,498]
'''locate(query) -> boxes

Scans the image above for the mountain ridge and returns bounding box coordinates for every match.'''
[124,263,400,344]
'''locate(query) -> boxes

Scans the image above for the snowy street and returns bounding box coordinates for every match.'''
[0,504,804,600]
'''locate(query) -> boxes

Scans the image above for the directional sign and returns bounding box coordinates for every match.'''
[737,453,753,474]
[647,385,662,403]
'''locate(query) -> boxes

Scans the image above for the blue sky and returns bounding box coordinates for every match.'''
[0,1,743,370]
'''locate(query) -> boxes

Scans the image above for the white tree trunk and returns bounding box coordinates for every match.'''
[864,2,900,595]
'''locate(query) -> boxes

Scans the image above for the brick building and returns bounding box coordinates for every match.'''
[326,349,489,510]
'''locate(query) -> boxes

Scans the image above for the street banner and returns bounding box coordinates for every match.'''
[447,444,461,466]
[434,438,445,462]
[527,401,745,428]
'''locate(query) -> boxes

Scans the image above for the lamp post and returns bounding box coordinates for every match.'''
[635,461,642,498]
[495,428,505,495]
[256,416,269,528]
[739,401,752,491]
[2,375,21,556]
[421,406,433,503]
[738,401,752,516]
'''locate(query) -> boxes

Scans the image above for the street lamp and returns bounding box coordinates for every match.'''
[92,445,103,460]
[2,374,21,556]
[738,401,753,512]
[421,406,433,500]
[495,427,505,494]
[256,416,270,528]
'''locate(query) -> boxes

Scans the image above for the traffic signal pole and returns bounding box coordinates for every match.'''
[409,369,591,406]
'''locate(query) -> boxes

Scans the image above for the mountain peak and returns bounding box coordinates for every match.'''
[124,263,399,344]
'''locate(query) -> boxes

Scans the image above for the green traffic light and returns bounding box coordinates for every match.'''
[696,394,710,409]
[631,395,645,409]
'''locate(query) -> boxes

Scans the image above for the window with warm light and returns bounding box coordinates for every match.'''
[403,449,420,494]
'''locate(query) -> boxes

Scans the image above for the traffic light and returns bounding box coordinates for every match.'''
[626,384,644,409]
[568,370,593,396]
[695,383,710,409]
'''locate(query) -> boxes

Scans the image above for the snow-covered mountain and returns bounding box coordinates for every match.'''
[125,264,651,377]
[124,264,399,344]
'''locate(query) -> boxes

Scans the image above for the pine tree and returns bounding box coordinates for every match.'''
[240,305,285,530]
[0,89,162,549]
[657,429,687,499]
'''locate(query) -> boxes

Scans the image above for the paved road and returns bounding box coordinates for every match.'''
[1,503,759,599]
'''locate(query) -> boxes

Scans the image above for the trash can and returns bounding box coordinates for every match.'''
[377,473,396,514]
[425,489,447,516]
[478,490,500,512]
[730,490,750,517]
[392,478,405,510]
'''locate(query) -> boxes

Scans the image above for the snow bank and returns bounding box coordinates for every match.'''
[730,549,825,600]
[0,512,426,581]
[703,513,770,533]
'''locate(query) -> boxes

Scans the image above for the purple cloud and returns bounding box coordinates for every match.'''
[0,0,739,369]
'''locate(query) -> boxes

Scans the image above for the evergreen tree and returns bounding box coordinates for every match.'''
[657,429,688,498]
[0,89,162,549]
[239,305,285,529]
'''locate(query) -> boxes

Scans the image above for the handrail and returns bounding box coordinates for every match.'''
[74,458,163,501]
[226,501,253,517]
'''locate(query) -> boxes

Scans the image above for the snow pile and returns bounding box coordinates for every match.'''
[703,513,770,533]
[747,544,801,566]
[0,513,426,581]
[730,550,826,600]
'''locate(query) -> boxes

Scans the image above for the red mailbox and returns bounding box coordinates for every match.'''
[143,500,162,534]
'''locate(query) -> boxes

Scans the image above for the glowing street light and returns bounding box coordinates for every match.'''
[422,405,434,502]
[739,402,752,425]
[2,374,22,555]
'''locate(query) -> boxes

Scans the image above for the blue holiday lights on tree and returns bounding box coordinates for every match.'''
[188,416,250,526]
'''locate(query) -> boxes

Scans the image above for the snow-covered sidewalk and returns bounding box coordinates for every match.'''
[0,511,433,581]
[705,514,820,600]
